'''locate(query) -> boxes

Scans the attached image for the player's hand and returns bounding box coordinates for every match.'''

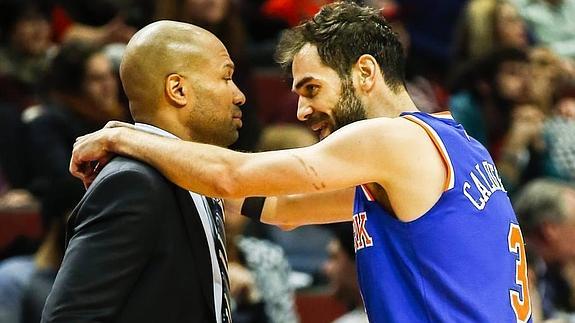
[508,104,545,149]
[70,128,118,188]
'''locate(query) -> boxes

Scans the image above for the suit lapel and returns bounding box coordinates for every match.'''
[173,187,217,319]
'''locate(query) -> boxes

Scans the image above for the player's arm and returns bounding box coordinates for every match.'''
[224,188,353,230]
[261,187,355,228]
[42,169,163,322]
[71,118,403,198]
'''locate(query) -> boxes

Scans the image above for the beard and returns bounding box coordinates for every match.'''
[332,78,368,131]
[304,78,368,140]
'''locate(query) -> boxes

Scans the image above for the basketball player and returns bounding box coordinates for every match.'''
[70,2,532,322]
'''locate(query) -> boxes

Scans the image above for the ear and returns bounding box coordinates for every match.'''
[165,73,188,107]
[355,54,378,92]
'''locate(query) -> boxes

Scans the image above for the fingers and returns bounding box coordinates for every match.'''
[70,124,129,187]
[70,132,116,186]
[105,120,134,129]
[82,167,98,189]
[70,157,93,187]
[74,133,89,145]
[71,158,112,189]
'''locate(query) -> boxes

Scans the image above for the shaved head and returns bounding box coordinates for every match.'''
[119,20,245,146]
[120,20,223,120]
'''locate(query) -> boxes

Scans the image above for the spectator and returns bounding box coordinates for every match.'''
[451,0,530,78]
[0,0,54,190]
[0,0,53,105]
[0,186,75,323]
[542,78,575,181]
[449,48,545,192]
[449,48,532,156]
[324,224,368,323]
[529,47,573,113]
[512,0,575,60]
[51,0,138,46]
[24,41,129,201]
[226,199,299,323]
[497,103,546,192]
[514,179,575,321]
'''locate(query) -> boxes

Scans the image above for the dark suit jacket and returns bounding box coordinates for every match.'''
[41,157,217,323]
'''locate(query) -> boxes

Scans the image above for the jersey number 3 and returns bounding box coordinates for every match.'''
[508,223,532,322]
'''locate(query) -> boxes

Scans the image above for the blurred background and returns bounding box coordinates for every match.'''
[0,0,574,322]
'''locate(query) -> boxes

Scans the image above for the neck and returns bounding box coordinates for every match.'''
[132,103,192,141]
[138,118,186,139]
[366,87,418,118]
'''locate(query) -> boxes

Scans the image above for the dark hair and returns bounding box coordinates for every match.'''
[45,41,102,95]
[275,1,406,92]
[448,47,528,92]
[476,47,528,83]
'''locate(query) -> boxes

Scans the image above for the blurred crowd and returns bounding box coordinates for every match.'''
[0,0,574,322]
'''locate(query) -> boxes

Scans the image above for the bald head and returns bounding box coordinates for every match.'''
[120,20,222,120]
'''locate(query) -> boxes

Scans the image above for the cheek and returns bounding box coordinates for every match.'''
[314,96,338,116]
[83,82,98,98]
[498,76,521,96]
[85,81,114,103]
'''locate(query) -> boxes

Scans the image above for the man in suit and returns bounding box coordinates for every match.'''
[41,20,246,323]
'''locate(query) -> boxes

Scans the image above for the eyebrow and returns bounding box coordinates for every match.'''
[292,76,315,92]
[223,63,235,71]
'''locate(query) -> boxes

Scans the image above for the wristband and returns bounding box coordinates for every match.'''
[241,197,266,222]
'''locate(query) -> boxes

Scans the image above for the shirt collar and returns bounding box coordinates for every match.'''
[134,123,180,140]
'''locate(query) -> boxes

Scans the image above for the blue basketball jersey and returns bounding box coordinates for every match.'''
[353,111,532,322]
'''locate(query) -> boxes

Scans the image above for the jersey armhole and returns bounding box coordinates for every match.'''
[402,115,455,191]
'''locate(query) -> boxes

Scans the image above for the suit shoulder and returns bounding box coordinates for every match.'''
[84,157,176,201]
[72,157,176,227]
[93,156,167,185]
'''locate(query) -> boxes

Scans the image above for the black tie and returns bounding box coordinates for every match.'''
[207,197,232,323]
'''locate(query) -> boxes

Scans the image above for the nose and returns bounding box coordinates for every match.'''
[296,97,313,121]
[233,81,246,106]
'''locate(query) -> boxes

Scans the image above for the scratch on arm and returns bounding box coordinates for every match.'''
[292,153,326,191]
